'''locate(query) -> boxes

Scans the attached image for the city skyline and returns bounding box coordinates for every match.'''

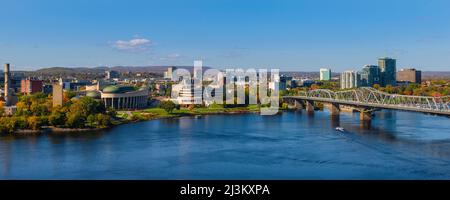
[1,0,450,71]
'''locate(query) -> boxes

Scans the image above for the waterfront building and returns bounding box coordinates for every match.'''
[397,68,422,84]
[173,79,203,105]
[101,85,149,110]
[378,57,397,86]
[360,65,381,87]
[320,68,332,81]
[341,71,361,89]
[21,78,43,94]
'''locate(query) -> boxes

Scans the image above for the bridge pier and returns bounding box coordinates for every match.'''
[359,110,373,121]
[325,103,340,116]
[293,99,304,110]
[306,100,314,113]
[360,120,372,129]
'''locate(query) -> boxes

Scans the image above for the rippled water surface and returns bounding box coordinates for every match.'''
[1,110,450,179]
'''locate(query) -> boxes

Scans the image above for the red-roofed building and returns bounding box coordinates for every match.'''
[21,78,43,94]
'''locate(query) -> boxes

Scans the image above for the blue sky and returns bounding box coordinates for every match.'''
[1,0,450,71]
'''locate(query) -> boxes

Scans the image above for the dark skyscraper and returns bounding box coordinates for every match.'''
[360,65,381,87]
[105,70,119,80]
[378,57,397,86]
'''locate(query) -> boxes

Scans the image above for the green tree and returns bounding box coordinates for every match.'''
[159,100,176,113]
[27,116,41,130]
[30,101,49,116]
[64,96,107,128]
[281,103,289,110]
[86,114,97,128]
[385,85,395,93]
[14,117,28,129]
[15,101,31,116]
[48,109,66,126]
[96,114,112,128]
[0,117,16,133]
[107,107,117,118]
[66,111,85,128]
[373,84,381,90]
[64,91,77,100]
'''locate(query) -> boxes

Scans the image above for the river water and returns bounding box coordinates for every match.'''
[1,110,450,179]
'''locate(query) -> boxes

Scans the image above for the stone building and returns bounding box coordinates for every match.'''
[100,85,149,110]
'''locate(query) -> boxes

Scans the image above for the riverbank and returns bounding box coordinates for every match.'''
[11,126,109,135]
[3,110,450,179]
[4,105,285,135]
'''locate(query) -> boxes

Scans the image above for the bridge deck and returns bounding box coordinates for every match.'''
[284,96,450,116]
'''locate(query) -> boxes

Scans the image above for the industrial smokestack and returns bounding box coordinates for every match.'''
[4,63,11,105]
[4,63,10,72]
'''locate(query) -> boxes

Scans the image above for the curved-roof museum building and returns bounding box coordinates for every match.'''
[100,85,149,110]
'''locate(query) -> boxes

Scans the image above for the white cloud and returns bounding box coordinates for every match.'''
[160,53,181,61]
[111,38,152,52]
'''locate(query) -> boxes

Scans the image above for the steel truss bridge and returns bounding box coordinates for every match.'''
[283,87,450,116]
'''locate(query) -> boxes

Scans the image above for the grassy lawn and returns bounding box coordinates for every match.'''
[190,107,226,114]
[116,112,129,119]
[124,105,263,122]
[144,108,168,115]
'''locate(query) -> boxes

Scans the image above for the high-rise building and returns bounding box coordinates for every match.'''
[397,68,422,84]
[360,65,381,87]
[193,60,203,80]
[378,57,397,86]
[52,83,64,107]
[105,70,120,80]
[280,75,293,90]
[21,78,43,94]
[319,68,331,81]
[192,61,203,105]
[341,71,361,89]
[164,67,178,80]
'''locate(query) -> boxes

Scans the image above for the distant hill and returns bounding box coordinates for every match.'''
[282,71,450,80]
[36,67,109,74]
[12,67,450,80]
[109,66,210,73]
[422,71,450,80]
[281,71,340,78]
[34,66,211,75]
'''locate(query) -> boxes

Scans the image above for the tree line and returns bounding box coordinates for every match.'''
[0,92,115,134]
